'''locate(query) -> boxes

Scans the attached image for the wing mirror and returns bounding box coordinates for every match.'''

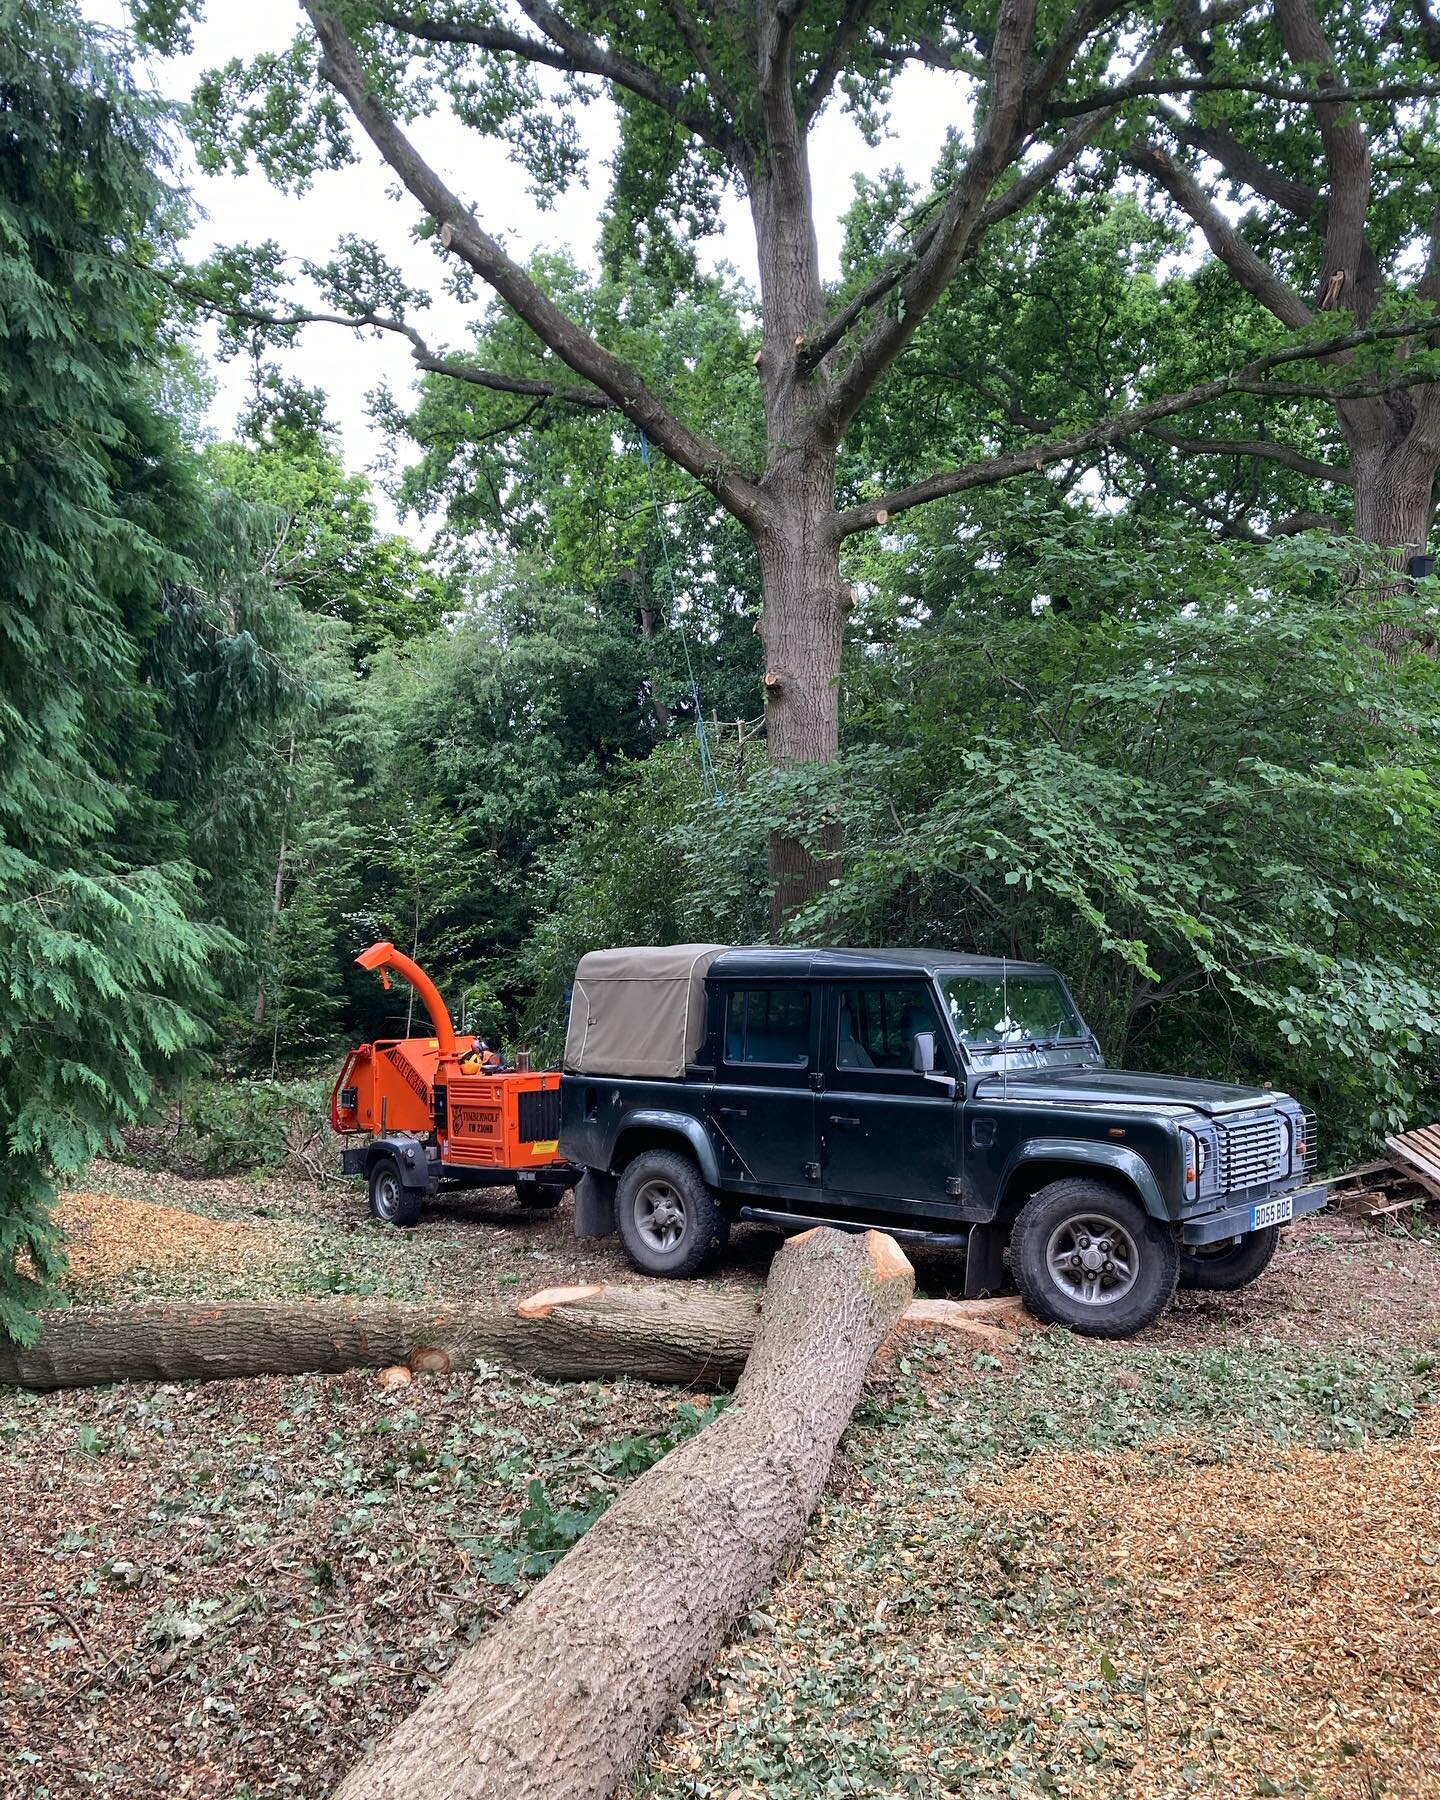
[912,1030,958,1097]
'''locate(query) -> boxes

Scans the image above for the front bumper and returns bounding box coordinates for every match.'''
[1180,1181,1328,1245]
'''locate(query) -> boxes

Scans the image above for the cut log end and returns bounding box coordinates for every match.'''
[514,1284,606,1320]
[864,1230,914,1283]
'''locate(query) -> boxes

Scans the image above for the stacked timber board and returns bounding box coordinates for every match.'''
[1329,1124,1440,1220]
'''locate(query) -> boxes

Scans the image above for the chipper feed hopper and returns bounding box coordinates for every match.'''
[331,940,579,1227]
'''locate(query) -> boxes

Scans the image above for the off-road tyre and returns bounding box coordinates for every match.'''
[368,1153,423,1229]
[1177,1224,1280,1291]
[518,1181,569,1211]
[615,1149,728,1279]
[1011,1177,1178,1339]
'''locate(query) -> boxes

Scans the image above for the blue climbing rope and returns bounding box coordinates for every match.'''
[636,429,723,803]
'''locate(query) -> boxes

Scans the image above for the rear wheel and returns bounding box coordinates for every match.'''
[615,1150,728,1279]
[368,1153,422,1228]
[1011,1178,1178,1339]
[1178,1225,1280,1291]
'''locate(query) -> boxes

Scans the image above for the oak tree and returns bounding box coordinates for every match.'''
[155,0,1440,912]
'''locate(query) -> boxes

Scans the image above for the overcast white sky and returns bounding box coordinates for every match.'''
[87,1,961,530]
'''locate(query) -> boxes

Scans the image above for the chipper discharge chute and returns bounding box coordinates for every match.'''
[331,941,580,1227]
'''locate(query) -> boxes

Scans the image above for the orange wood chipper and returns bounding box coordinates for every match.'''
[331,941,579,1227]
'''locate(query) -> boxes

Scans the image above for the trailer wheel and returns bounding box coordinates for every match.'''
[615,1150,727,1278]
[368,1154,422,1229]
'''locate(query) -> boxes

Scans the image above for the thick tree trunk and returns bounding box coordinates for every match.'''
[747,144,849,929]
[754,473,847,929]
[1340,398,1440,656]
[332,1227,914,1800]
[1346,422,1437,564]
[0,1287,761,1391]
[0,1284,1025,1393]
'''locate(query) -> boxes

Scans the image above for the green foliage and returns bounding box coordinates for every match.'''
[206,422,451,664]
[528,521,1440,1156]
[0,1,238,1339]
[483,1397,728,1585]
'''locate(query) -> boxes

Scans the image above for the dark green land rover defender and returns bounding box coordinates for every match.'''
[558,945,1326,1337]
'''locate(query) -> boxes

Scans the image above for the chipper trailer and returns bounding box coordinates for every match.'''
[331,941,580,1226]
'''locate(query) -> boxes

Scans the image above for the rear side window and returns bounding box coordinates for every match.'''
[837,985,943,1072]
[725,988,811,1066]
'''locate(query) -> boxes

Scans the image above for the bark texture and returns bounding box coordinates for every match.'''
[0,1282,1028,1394]
[331,1227,915,1800]
[0,1286,760,1392]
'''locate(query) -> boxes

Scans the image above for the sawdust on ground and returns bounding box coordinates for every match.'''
[55,1190,263,1285]
[953,1417,1440,1795]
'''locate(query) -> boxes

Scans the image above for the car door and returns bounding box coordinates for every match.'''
[705,984,819,1197]
[820,981,962,1214]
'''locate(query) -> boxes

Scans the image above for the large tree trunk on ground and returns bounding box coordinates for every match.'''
[333,1227,915,1800]
[0,1286,760,1391]
[0,1282,1025,1393]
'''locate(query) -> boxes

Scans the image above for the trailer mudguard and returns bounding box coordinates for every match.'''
[1002,1137,1170,1221]
[366,1136,432,1191]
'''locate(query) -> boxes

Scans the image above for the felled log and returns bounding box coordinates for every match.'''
[332,1226,915,1800]
[0,1280,1028,1395]
[0,1286,760,1392]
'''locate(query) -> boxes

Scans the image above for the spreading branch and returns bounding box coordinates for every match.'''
[832,316,1440,537]
[1168,118,1324,221]
[816,0,1039,437]
[172,283,614,408]
[1144,423,1352,483]
[1126,140,1313,330]
[798,6,1196,378]
[302,2,767,526]
[373,3,739,158]
[1049,73,1440,116]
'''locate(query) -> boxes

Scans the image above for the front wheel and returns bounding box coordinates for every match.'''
[1010,1178,1178,1339]
[615,1150,728,1278]
[1178,1224,1280,1291]
[368,1153,422,1229]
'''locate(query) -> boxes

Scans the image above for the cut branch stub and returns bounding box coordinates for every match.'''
[331,1226,916,1800]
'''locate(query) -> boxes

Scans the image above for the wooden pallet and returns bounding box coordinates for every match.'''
[1329,1155,1433,1220]
[1385,1125,1440,1202]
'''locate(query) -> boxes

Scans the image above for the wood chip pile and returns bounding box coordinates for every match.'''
[960,1419,1440,1795]
[55,1191,261,1285]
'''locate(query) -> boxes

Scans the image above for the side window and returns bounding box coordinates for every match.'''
[836,985,943,1072]
[725,988,812,1067]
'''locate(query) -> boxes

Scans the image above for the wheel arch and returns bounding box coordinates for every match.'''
[366,1136,430,1190]
[610,1112,721,1187]
[999,1140,1170,1224]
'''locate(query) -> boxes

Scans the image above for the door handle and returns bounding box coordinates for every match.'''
[828,1114,861,1127]
[716,1106,748,1118]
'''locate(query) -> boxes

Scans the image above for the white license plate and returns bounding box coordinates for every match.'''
[1251,1197,1293,1229]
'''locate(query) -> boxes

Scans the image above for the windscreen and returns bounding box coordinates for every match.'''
[941,971,1087,1049]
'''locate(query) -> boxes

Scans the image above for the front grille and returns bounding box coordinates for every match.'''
[1218,1113,1286,1191]
[518,1086,561,1144]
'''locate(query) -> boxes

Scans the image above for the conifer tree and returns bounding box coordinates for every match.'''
[0,1,228,1339]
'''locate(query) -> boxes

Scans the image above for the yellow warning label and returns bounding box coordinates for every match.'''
[530,1139,559,1155]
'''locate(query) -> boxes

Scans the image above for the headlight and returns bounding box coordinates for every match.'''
[1180,1127,1211,1198]
[1180,1129,1201,1196]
